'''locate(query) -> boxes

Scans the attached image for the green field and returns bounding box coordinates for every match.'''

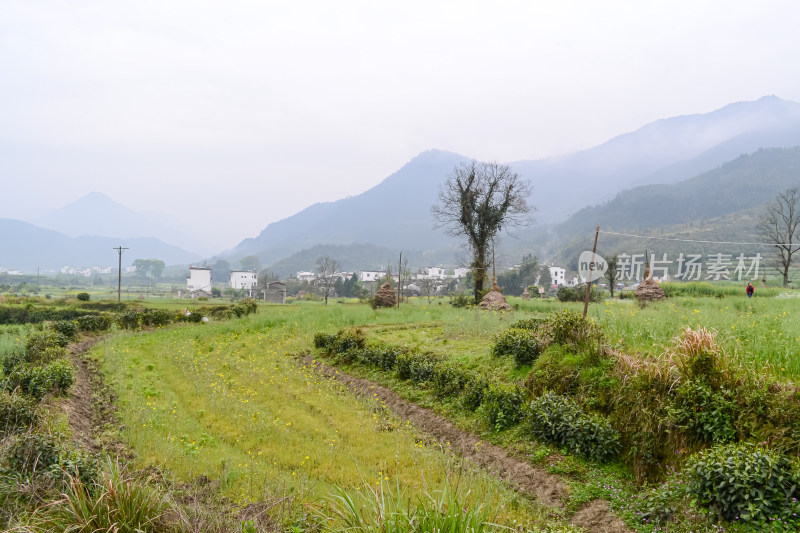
[4,290,800,531]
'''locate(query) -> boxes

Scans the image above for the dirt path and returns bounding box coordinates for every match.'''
[64,337,120,454]
[300,355,632,533]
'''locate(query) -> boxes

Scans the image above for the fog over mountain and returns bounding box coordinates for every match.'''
[227,96,800,268]
[32,192,215,257]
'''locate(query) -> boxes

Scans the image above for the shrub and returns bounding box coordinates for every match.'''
[492,328,542,367]
[686,442,800,523]
[395,352,439,384]
[313,333,337,350]
[117,310,142,329]
[670,381,736,445]
[76,313,113,332]
[527,392,620,462]
[480,384,524,430]
[449,291,473,308]
[233,298,259,317]
[2,358,75,399]
[51,320,79,341]
[540,310,603,351]
[556,285,604,303]
[356,346,401,371]
[332,328,366,354]
[1,433,99,486]
[0,390,38,437]
[510,317,545,331]
[430,364,472,398]
[76,292,90,301]
[141,309,172,327]
[461,376,490,411]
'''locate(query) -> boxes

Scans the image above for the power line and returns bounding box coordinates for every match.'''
[597,230,800,247]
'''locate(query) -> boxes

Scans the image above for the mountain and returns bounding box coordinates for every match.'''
[556,146,800,239]
[514,95,800,222]
[32,192,215,256]
[0,219,201,272]
[226,96,800,269]
[229,149,468,265]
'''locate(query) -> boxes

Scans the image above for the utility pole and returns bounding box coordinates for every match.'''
[113,246,128,303]
[583,226,600,318]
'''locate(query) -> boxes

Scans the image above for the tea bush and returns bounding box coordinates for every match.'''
[75,292,90,302]
[51,320,78,341]
[540,310,603,351]
[670,381,736,445]
[232,298,259,318]
[313,333,337,350]
[76,313,113,332]
[141,309,173,327]
[686,442,800,523]
[0,390,38,437]
[396,352,440,383]
[480,384,524,430]
[461,376,490,411]
[492,328,542,367]
[510,317,545,331]
[430,363,472,398]
[1,433,99,486]
[117,310,141,330]
[1,358,75,399]
[527,392,620,462]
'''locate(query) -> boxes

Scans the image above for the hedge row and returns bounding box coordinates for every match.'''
[314,330,620,461]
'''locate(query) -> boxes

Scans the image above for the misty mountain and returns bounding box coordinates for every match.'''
[515,95,800,222]
[0,219,200,272]
[556,146,800,239]
[32,192,214,256]
[229,149,467,265]
[227,96,800,269]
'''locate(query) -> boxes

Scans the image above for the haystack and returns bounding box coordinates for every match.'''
[634,277,665,302]
[521,287,531,301]
[479,278,512,311]
[634,258,665,302]
[373,282,396,308]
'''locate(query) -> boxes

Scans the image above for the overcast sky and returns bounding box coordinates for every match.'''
[2,1,799,249]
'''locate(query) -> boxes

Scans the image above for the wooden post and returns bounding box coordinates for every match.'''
[583,226,600,318]
[397,251,402,308]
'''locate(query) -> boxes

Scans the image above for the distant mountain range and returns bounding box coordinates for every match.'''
[0,219,200,272]
[230,96,800,270]
[32,192,215,257]
[5,95,800,274]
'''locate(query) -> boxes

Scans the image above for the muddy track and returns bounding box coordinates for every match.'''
[299,355,632,533]
[64,337,121,454]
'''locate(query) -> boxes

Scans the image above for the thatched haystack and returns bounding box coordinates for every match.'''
[373,282,397,308]
[479,278,512,311]
[521,287,531,301]
[635,277,665,302]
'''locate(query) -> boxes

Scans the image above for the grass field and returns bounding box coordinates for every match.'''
[94,304,561,529]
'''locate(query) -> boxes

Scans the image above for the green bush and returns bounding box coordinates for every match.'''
[449,291,473,308]
[355,346,401,371]
[1,433,99,486]
[141,309,172,327]
[0,390,38,436]
[75,292,90,302]
[2,358,75,399]
[51,320,79,341]
[527,392,620,462]
[395,352,440,384]
[556,285,604,303]
[686,442,800,523]
[461,376,490,411]
[232,298,259,317]
[117,310,142,329]
[541,310,603,351]
[76,313,113,332]
[492,328,542,367]
[670,381,736,445]
[332,328,366,354]
[430,364,472,398]
[313,333,337,350]
[480,384,524,430]
[510,317,546,331]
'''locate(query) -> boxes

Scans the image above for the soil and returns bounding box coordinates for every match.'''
[63,337,123,455]
[299,355,632,532]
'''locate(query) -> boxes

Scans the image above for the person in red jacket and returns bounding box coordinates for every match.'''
[746,282,755,298]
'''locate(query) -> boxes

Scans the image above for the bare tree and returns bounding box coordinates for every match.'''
[315,256,341,305]
[757,188,800,288]
[432,161,533,303]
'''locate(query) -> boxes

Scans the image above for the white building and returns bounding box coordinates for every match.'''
[452,268,469,279]
[358,270,384,283]
[420,266,446,279]
[187,266,212,295]
[230,270,258,290]
[549,266,566,287]
[296,271,316,282]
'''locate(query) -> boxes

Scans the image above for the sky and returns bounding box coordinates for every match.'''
[2,0,800,250]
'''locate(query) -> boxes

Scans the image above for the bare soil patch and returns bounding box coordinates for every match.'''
[299,355,631,532]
